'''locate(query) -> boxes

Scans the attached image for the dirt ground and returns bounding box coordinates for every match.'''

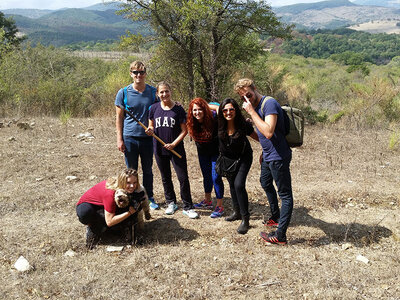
[0,117,399,299]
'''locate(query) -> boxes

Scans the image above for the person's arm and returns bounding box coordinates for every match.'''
[250,131,259,141]
[242,99,277,139]
[209,103,220,114]
[164,122,187,151]
[104,206,136,227]
[116,106,126,152]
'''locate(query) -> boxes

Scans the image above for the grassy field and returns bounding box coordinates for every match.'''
[0,117,399,299]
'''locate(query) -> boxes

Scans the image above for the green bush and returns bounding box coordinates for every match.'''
[0,44,125,117]
[388,130,399,150]
[331,111,345,123]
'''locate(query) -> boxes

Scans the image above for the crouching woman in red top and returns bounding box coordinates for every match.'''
[76,168,149,249]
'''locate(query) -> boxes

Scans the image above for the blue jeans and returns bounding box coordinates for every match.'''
[260,155,293,240]
[123,136,154,198]
[197,153,224,199]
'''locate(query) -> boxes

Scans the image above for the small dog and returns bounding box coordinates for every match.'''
[114,189,130,208]
[114,186,150,244]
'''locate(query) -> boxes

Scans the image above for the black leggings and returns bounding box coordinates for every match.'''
[76,202,107,234]
[76,203,137,235]
[226,152,252,217]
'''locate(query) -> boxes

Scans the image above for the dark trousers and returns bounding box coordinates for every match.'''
[260,155,293,240]
[76,202,107,235]
[155,152,193,210]
[123,136,154,198]
[226,153,252,217]
[76,203,137,234]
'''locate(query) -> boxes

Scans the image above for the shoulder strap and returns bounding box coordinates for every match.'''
[123,86,130,109]
[259,96,273,120]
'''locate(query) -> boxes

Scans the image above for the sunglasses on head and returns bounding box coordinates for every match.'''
[222,108,235,113]
[130,70,146,75]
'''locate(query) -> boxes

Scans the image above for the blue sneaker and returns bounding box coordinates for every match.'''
[149,197,159,210]
[210,206,224,218]
[194,200,213,209]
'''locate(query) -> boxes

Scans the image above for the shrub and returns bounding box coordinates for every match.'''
[388,130,400,150]
[331,111,345,123]
[0,45,123,117]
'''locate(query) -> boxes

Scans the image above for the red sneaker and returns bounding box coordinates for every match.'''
[263,218,279,227]
[260,231,287,245]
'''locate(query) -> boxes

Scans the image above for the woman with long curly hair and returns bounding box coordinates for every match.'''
[187,98,224,218]
[218,98,258,234]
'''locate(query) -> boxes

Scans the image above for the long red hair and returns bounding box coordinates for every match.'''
[187,98,214,142]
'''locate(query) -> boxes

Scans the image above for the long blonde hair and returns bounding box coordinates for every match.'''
[106,168,139,190]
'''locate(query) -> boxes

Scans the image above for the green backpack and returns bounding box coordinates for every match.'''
[260,96,304,147]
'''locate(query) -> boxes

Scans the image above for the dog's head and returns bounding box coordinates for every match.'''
[114,189,129,208]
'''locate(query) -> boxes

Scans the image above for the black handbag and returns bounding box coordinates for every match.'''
[215,143,246,178]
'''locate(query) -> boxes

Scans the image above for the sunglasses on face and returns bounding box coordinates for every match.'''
[241,92,253,101]
[222,108,235,113]
[130,70,146,75]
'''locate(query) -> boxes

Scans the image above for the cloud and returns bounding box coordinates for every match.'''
[0,0,101,10]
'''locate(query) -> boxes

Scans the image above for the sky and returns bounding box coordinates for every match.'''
[0,0,334,10]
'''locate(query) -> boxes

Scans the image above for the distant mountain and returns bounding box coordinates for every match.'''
[1,2,122,18]
[275,0,356,14]
[83,2,123,11]
[3,0,400,47]
[351,0,400,8]
[2,8,53,19]
[274,0,400,30]
[4,5,146,47]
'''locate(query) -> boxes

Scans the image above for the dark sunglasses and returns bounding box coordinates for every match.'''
[241,92,253,101]
[130,70,146,75]
[222,108,235,113]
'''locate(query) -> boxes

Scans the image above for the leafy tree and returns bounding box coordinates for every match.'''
[119,0,291,100]
[0,12,24,56]
[282,28,400,65]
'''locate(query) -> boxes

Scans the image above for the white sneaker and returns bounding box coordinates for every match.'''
[183,209,199,219]
[165,203,178,215]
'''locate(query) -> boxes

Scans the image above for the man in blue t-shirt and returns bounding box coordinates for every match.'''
[115,61,159,210]
[236,78,293,245]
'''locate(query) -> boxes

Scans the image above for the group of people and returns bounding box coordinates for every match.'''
[76,61,294,248]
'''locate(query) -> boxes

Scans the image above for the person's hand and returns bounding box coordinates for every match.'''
[164,143,176,150]
[128,206,136,215]
[145,127,154,136]
[117,139,126,152]
[242,97,255,114]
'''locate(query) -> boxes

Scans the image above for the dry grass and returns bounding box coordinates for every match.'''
[349,20,400,34]
[0,117,399,299]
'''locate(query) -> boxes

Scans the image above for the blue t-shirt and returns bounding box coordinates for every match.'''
[115,84,157,137]
[149,102,187,156]
[256,96,291,162]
